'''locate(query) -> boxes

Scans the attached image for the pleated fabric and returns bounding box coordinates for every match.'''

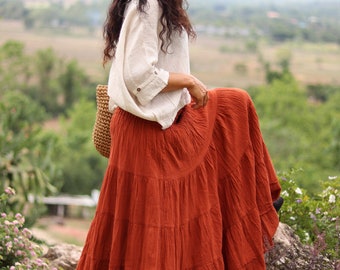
[77,88,281,270]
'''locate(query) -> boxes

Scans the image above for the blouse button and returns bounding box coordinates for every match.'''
[137,88,141,92]
[154,70,158,75]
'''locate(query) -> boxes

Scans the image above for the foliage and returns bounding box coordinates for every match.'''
[0,0,24,20]
[0,41,95,117]
[306,84,340,103]
[31,48,63,116]
[21,0,106,31]
[258,47,293,84]
[57,99,107,194]
[0,41,31,94]
[314,91,340,172]
[0,91,58,226]
[249,76,340,194]
[267,20,297,42]
[278,169,340,260]
[0,187,52,270]
[29,47,95,116]
[0,40,104,197]
[59,60,92,109]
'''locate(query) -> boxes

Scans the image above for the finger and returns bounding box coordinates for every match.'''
[203,91,209,106]
[191,100,202,109]
[191,103,199,109]
[192,98,205,109]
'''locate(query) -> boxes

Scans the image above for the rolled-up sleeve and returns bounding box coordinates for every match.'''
[122,0,169,106]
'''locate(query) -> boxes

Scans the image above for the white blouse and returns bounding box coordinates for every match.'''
[107,0,191,129]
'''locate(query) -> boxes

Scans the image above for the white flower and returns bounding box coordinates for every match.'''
[290,216,296,220]
[328,176,338,180]
[4,220,11,226]
[295,187,303,195]
[329,194,336,203]
[304,232,310,242]
[281,190,289,197]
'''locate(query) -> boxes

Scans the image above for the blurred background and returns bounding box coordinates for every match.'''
[0,0,339,246]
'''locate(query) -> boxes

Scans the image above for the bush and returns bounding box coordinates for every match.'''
[278,169,340,260]
[0,187,53,270]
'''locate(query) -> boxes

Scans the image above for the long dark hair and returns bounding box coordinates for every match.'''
[103,0,196,65]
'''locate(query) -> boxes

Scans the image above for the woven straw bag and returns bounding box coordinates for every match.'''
[92,84,112,158]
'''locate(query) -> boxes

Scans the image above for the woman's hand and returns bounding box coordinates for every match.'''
[187,77,209,109]
[162,73,209,109]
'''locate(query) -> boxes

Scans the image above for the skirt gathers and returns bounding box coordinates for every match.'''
[77,88,281,270]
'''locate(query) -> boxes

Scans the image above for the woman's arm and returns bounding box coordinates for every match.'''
[162,72,209,109]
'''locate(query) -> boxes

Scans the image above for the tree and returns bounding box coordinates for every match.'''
[251,77,334,193]
[58,99,107,195]
[59,60,92,108]
[258,47,293,84]
[32,48,63,115]
[0,91,59,226]
[0,41,31,94]
[0,0,24,20]
[318,92,340,171]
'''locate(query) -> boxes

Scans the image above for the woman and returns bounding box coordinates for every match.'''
[77,0,281,269]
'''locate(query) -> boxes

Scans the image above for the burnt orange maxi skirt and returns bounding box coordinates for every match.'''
[77,88,281,270]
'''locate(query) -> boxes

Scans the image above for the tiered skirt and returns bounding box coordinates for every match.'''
[77,88,281,270]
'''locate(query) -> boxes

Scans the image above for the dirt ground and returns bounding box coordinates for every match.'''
[32,217,91,247]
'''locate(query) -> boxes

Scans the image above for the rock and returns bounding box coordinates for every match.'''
[265,222,338,269]
[43,244,82,270]
[43,223,339,270]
